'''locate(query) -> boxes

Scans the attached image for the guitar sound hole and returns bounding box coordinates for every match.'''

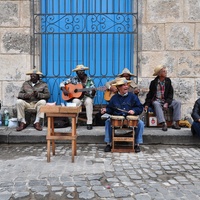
[74,89,78,93]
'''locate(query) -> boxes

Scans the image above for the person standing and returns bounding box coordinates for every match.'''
[144,65,181,131]
[16,69,50,131]
[60,64,96,130]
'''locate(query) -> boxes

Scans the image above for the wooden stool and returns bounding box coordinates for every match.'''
[111,115,139,153]
[40,105,81,163]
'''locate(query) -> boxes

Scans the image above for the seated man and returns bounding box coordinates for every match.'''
[16,69,50,131]
[101,77,144,153]
[144,65,181,131]
[191,98,200,136]
[104,68,139,101]
[60,64,96,130]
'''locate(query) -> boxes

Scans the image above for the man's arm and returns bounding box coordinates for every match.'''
[17,81,34,100]
[191,99,200,122]
[37,83,50,100]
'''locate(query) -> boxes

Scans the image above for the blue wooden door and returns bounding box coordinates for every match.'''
[40,0,136,105]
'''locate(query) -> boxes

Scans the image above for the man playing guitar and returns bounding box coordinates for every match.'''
[60,64,96,130]
[104,68,140,102]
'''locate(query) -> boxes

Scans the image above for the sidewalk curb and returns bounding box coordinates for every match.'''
[0,126,199,145]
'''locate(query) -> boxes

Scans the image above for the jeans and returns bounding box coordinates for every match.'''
[104,118,144,144]
[152,100,181,124]
[191,122,200,136]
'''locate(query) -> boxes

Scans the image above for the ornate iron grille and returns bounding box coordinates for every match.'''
[32,0,138,105]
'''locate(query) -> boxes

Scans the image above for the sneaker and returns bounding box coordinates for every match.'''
[134,145,140,153]
[162,123,168,131]
[104,145,111,152]
[172,124,181,130]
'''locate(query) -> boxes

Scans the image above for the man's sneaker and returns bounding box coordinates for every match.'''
[104,145,111,152]
[134,145,140,153]
[172,124,181,130]
[162,123,168,131]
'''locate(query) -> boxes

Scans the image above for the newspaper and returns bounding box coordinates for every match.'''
[101,113,111,119]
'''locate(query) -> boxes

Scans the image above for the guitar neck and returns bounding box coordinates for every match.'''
[77,87,95,92]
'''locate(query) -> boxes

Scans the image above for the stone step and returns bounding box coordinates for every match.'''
[0,125,199,145]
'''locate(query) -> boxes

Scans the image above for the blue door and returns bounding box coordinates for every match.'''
[39,0,137,105]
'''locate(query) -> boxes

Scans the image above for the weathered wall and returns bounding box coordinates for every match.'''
[138,0,200,119]
[0,0,32,114]
[0,0,199,119]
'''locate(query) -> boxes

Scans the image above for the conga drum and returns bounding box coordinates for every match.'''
[126,115,139,127]
[111,115,125,128]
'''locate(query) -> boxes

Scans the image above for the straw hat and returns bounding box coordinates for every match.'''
[118,68,135,77]
[72,64,89,72]
[112,77,131,86]
[26,69,43,75]
[153,65,165,76]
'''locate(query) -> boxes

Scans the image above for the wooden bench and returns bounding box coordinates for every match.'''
[78,104,107,126]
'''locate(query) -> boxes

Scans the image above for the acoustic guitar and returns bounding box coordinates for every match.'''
[62,83,106,101]
[104,87,149,101]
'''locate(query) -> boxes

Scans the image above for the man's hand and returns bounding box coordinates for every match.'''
[144,105,148,113]
[134,88,140,95]
[62,88,69,96]
[24,93,32,99]
[34,91,38,97]
[110,86,118,93]
[101,108,106,114]
[128,110,135,115]
[163,103,168,110]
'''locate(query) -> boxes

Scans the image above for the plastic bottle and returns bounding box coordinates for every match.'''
[4,109,9,126]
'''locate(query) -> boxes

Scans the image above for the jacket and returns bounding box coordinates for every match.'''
[18,80,50,103]
[144,76,174,107]
[191,98,200,122]
[106,92,143,117]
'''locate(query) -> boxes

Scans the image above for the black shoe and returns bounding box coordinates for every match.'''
[172,124,181,130]
[104,145,111,152]
[162,123,168,131]
[87,124,93,130]
[134,145,140,153]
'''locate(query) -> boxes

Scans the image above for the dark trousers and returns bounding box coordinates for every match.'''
[191,122,200,136]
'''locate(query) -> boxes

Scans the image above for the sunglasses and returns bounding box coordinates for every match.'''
[76,70,85,74]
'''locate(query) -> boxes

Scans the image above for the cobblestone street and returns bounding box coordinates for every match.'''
[1,144,200,200]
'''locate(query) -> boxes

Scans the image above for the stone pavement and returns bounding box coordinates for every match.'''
[0,143,200,200]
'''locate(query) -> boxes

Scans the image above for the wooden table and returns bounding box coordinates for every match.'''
[40,105,82,162]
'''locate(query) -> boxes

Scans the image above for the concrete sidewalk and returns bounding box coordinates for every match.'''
[0,125,199,145]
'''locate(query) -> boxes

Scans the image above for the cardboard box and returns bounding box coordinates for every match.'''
[149,116,158,126]
[60,106,82,113]
[40,105,60,113]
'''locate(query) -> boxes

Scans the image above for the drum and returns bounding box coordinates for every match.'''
[111,115,125,127]
[126,115,139,127]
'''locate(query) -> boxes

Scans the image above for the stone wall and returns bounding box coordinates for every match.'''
[138,0,200,119]
[0,0,32,115]
[0,0,199,120]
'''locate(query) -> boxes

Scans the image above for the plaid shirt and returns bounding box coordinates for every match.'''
[156,80,165,104]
